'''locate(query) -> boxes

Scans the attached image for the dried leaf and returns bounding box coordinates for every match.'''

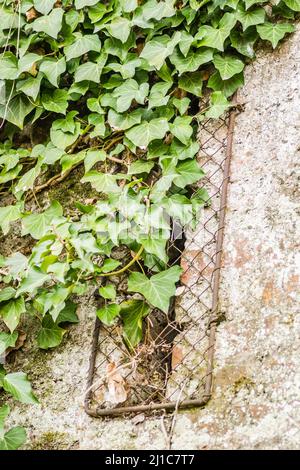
[26,8,38,22]
[105,362,127,404]
[171,345,183,369]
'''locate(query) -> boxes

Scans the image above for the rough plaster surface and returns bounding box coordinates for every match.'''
[4,26,300,449]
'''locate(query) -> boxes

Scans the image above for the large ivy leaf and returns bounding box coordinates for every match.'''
[17,268,50,296]
[74,62,101,83]
[170,47,214,75]
[0,204,22,235]
[178,72,203,97]
[81,171,122,194]
[33,0,55,15]
[283,0,300,10]
[230,28,258,59]
[208,71,244,98]
[174,159,205,188]
[37,315,66,349]
[128,266,182,313]
[125,118,169,148]
[236,7,266,31]
[97,303,120,326]
[64,34,101,61]
[16,74,43,101]
[0,95,34,129]
[108,109,143,131]
[119,300,150,348]
[206,91,230,119]
[256,23,295,48]
[22,200,63,239]
[140,31,181,69]
[113,79,149,113]
[39,57,66,87]
[196,13,237,51]
[147,82,171,110]
[31,8,64,39]
[170,116,193,145]
[0,297,26,333]
[106,18,131,43]
[0,53,18,80]
[213,54,245,80]
[41,89,69,114]
[2,372,38,404]
[0,426,27,451]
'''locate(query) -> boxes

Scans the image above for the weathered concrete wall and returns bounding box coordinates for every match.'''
[4,25,300,449]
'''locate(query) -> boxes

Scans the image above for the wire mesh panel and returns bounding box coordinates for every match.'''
[84,110,236,418]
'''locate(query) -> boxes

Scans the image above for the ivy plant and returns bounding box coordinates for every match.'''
[0,0,298,449]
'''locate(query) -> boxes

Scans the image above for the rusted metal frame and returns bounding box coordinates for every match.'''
[84,108,236,418]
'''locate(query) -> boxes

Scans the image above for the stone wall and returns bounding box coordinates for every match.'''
[4,25,300,450]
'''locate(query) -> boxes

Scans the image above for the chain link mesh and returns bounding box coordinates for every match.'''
[84,110,235,417]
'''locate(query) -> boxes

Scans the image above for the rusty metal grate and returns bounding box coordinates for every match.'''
[84,109,236,418]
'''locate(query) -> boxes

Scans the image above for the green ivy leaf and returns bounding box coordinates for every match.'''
[128,160,154,175]
[170,116,193,145]
[64,34,101,61]
[106,17,131,43]
[0,95,35,129]
[172,97,190,115]
[0,287,16,303]
[41,89,69,114]
[0,53,18,80]
[0,297,26,333]
[22,200,63,239]
[0,332,18,357]
[99,284,117,300]
[75,0,99,8]
[31,8,64,39]
[230,28,258,59]
[17,268,50,297]
[33,0,55,15]
[196,13,236,51]
[55,301,79,325]
[0,405,26,450]
[178,72,203,97]
[283,0,300,10]
[81,171,122,194]
[96,303,120,326]
[39,57,66,87]
[15,161,42,194]
[236,7,266,31]
[128,265,182,313]
[99,258,121,273]
[208,71,244,98]
[213,54,245,80]
[108,109,143,131]
[256,22,295,48]
[113,79,149,113]
[125,118,169,149]
[140,32,181,70]
[37,315,66,349]
[16,74,43,101]
[206,91,230,119]
[120,300,150,348]
[0,204,22,235]
[170,47,214,75]
[2,371,38,404]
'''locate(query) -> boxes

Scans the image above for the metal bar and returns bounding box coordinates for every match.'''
[204,105,237,397]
